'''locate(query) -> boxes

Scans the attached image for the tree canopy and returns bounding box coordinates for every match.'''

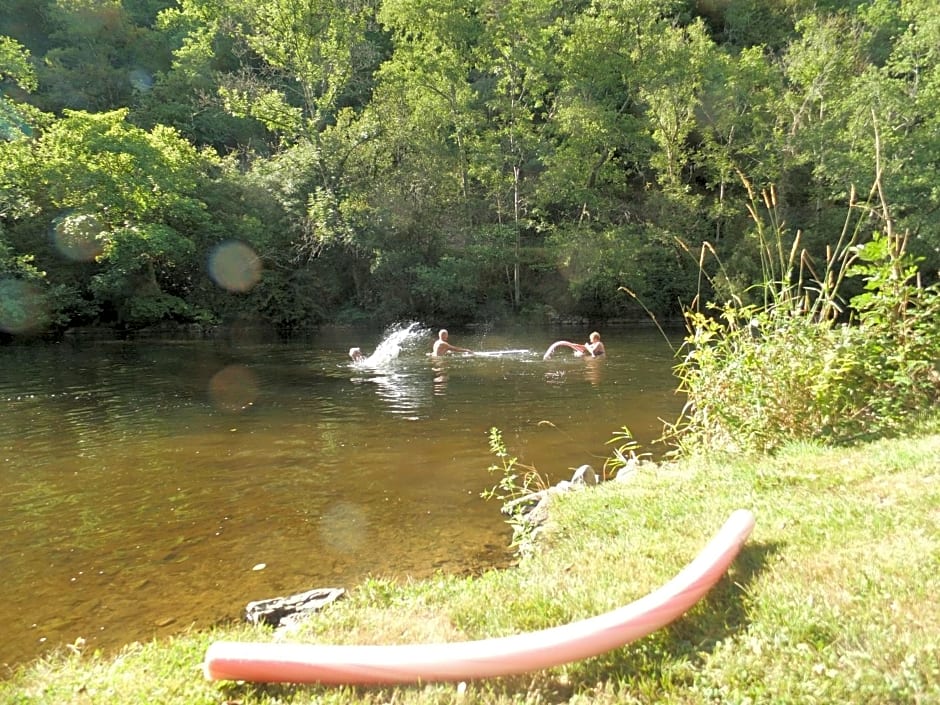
[1,0,938,337]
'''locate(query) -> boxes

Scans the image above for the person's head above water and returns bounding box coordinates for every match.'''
[349,347,365,362]
[585,331,605,356]
[432,328,473,356]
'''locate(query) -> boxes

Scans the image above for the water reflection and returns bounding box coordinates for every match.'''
[583,357,604,386]
[352,371,433,419]
[209,364,259,412]
[348,322,434,417]
[432,360,449,396]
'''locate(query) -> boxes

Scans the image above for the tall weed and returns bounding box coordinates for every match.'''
[670,181,940,454]
[481,427,551,548]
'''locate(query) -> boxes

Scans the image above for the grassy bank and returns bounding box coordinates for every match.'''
[3,422,939,704]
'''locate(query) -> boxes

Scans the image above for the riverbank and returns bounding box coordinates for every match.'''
[3,419,938,704]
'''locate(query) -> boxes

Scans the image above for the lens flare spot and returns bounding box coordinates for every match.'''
[52,213,106,262]
[318,502,368,554]
[208,364,259,413]
[0,278,48,334]
[208,241,262,293]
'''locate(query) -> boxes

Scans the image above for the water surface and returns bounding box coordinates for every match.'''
[0,324,683,672]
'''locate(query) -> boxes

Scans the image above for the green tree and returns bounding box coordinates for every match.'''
[538,0,663,225]
[0,34,41,139]
[697,46,787,238]
[536,0,720,319]
[338,0,487,317]
[757,2,940,279]
[31,0,171,113]
[160,0,383,145]
[10,109,223,328]
[0,34,58,339]
[0,34,35,91]
[465,0,562,309]
[132,0,270,152]
[839,0,940,272]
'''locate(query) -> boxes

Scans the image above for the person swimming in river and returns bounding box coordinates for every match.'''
[583,331,605,357]
[348,347,366,362]
[431,329,473,357]
[542,331,605,359]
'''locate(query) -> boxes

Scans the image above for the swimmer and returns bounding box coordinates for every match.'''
[543,331,605,360]
[583,331,605,357]
[431,329,473,357]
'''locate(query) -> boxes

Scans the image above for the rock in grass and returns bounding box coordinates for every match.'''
[245,587,346,628]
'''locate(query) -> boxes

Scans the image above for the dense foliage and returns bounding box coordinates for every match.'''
[672,179,940,453]
[1,0,940,337]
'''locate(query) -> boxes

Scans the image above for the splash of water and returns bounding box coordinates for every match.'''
[356,322,426,367]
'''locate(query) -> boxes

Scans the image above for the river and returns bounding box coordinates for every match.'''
[0,323,684,672]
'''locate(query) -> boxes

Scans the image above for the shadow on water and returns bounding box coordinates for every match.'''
[0,324,684,671]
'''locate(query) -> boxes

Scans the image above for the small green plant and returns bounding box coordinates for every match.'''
[603,426,650,480]
[481,427,550,546]
[481,427,547,505]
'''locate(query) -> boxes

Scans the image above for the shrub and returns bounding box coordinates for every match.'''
[670,188,940,454]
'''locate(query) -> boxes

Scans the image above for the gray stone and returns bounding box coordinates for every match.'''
[570,464,598,485]
[245,586,345,628]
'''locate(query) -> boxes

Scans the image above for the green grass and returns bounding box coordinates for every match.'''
[3,421,939,704]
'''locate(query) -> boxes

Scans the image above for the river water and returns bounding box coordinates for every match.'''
[0,323,684,673]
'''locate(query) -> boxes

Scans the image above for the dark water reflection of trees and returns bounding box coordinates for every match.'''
[0,325,683,670]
